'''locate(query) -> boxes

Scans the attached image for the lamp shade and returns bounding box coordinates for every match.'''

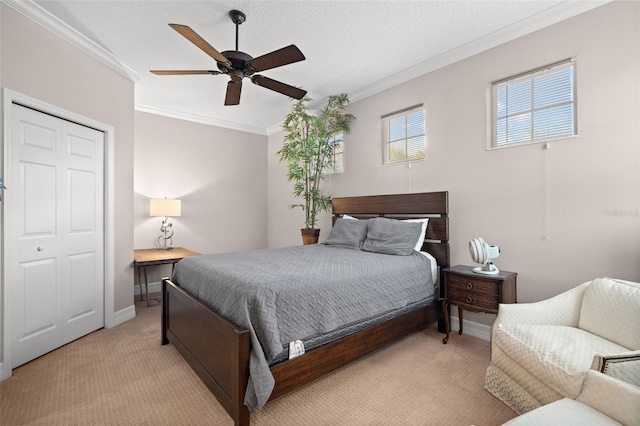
[149,198,181,217]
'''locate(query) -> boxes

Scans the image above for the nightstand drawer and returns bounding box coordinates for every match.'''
[448,286,499,310]
[447,275,498,295]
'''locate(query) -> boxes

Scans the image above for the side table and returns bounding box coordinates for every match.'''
[442,265,517,344]
[134,247,200,306]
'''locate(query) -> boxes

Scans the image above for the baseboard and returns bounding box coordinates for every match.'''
[111,304,136,327]
[448,316,491,341]
[0,361,8,381]
[134,281,162,299]
[0,306,136,382]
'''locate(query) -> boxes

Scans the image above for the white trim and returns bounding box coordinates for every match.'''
[448,316,492,342]
[1,0,141,82]
[134,281,162,299]
[266,122,285,136]
[348,1,612,104]
[134,103,267,136]
[112,304,136,327]
[2,88,116,379]
[2,0,611,135]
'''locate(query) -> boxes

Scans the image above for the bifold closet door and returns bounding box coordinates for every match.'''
[9,103,104,368]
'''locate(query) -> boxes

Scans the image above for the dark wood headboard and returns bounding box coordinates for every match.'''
[331,191,450,268]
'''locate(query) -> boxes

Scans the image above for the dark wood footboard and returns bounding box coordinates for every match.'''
[162,278,251,425]
[163,277,442,425]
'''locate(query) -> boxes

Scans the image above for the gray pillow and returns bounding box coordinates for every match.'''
[323,218,369,249]
[362,217,422,256]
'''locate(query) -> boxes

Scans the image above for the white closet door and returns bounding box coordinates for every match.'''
[9,104,104,368]
[61,120,104,344]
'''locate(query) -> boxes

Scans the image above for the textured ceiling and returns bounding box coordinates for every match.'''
[25,0,609,134]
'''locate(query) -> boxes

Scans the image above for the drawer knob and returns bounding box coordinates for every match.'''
[466,282,473,289]
[466,296,473,304]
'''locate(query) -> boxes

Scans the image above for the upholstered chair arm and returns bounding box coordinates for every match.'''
[591,351,640,387]
[576,370,640,426]
[494,281,590,327]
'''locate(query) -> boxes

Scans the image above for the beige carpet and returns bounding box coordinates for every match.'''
[0,301,517,425]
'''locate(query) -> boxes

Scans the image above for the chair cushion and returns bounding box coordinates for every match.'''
[502,398,622,426]
[495,324,629,398]
[578,277,640,349]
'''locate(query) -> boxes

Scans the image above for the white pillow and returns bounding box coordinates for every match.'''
[342,214,358,220]
[403,218,429,251]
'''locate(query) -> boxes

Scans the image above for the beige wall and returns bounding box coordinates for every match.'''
[133,111,268,285]
[0,3,135,360]
[1,0,637,345]
[268,1,640,325]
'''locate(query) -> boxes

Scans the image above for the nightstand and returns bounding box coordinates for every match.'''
[441,265,517,344]
[134,247,200,306]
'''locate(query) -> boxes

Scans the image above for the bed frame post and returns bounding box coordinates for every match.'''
[233,336,251,426]
[161,278,169,345]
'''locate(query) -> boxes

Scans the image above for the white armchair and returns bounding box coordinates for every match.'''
[503,357,640,425]
[485,277,640,415]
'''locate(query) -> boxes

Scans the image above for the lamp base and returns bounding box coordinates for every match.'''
[157,218,174,249]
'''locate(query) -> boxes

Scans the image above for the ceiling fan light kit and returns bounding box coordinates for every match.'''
[150,9,307,106]
[469,237,501,275]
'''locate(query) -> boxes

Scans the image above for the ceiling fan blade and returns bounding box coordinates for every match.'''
[168,23,231,66]
[251,75,307,100]
[150,70,221,75]
[225,81,242,106]
[248,45,305,72]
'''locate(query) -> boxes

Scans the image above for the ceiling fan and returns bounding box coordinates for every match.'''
[151,9,307,106]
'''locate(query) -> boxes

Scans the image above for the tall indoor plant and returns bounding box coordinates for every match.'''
[277,94,355,244]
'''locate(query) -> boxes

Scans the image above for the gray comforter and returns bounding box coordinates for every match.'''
[172,244,435,413]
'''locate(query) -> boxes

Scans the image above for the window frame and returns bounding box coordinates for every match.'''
[381,104,426,165]
[325,132,344,175]
[489,58,577,150]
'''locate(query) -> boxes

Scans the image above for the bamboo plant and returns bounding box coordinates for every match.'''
[277,94,355,234]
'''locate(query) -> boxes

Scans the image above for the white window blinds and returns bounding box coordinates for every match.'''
[382,105,425,164]
[491,59,576,148]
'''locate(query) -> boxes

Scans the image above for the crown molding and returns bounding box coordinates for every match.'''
[266,123,285,137]
[2,0,142,82]
[135,103,268,136]
[349,0,613,103]
[4,0,612,134]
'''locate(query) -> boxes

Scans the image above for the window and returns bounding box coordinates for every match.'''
[325,133,344,174]
[491,59,576,148]
[382,105,425,164]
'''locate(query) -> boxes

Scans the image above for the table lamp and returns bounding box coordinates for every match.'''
[150,198,182,249]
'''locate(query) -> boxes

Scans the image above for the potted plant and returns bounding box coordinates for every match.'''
[277,94,355,244]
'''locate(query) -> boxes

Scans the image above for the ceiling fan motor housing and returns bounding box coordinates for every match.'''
[218,50,255,77]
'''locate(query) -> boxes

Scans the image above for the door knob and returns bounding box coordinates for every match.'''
[37,246,44,251]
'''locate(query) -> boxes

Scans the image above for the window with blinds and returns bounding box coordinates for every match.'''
[382,105,426,164]
[491,59,576,148]
[325,133,344,174]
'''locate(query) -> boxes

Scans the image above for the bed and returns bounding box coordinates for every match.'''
[161,191,449,425]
